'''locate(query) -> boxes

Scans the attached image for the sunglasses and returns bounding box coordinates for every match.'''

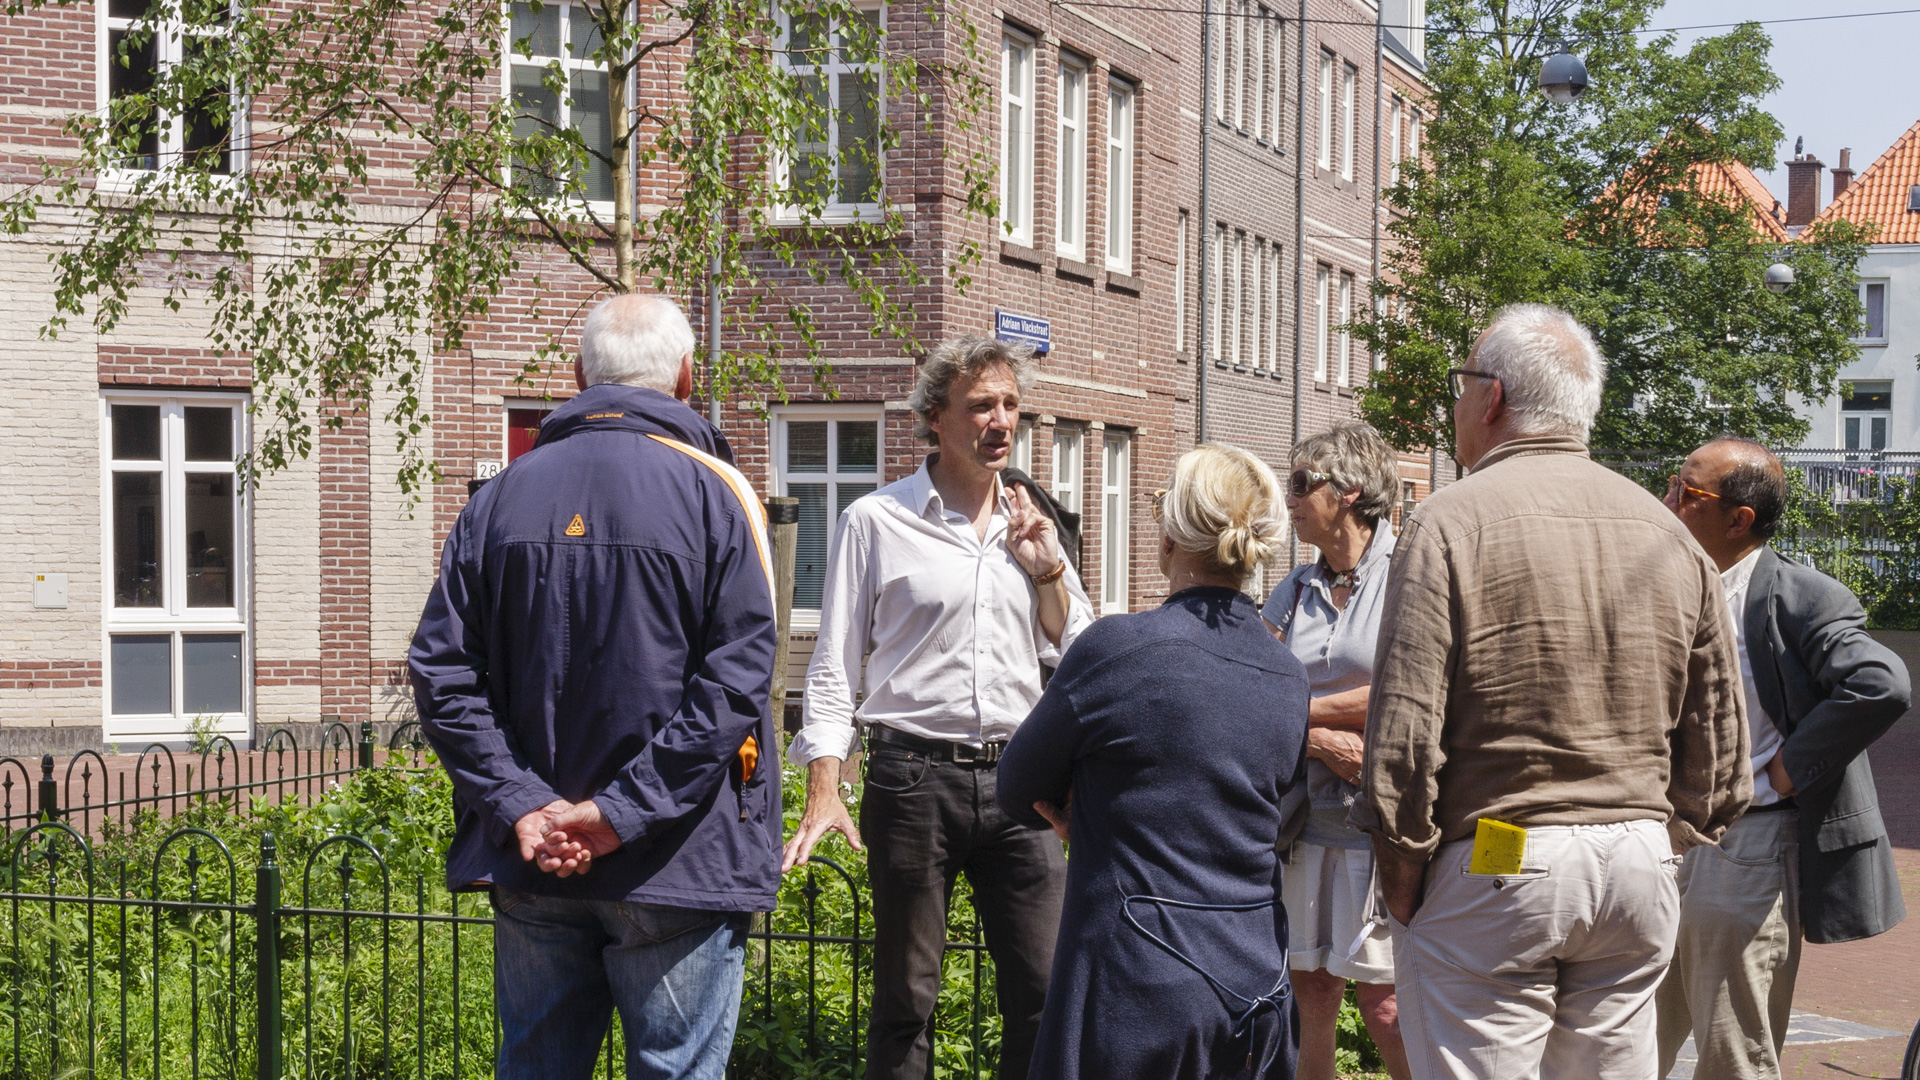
[1448,368,1500,400]
[1667,475,1726,505]
[1289,468,1333,498]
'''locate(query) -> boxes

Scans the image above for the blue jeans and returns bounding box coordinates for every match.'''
[491,888,749,1080]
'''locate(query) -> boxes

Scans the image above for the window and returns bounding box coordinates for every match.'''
[103,393,248,738]
[775,411,882,615]
[1340,63,1357,181]
[1211,222,1227,361]
[1252,241,1266,371]
[1001,31,1036,244]
[1011,417,1034,474]
[1314,263,1330,381]
[103,0,239,174]
[1051,426,1084,513]
[1056,56,1089,258]
[1388,95,1404,182]
[1106,80,1135,273]
[1176,210,1190,351]
[1842,381,1892,452]
[1269,245,1285,372]
[1338,271,1355,384]
[1101,433,1131,614]
[509,1,614,202]
[776,4,884,215]
[1317,51,1333,170]
[1212,8,1228,123]
[1409,107,1422,165]
[1234,0,1251,130]
[1226,229,1244,366]
[1251,6,1268,138]
[1269,18,1285,145]
[1383,0,1425,64]
[1857,281,1888,343]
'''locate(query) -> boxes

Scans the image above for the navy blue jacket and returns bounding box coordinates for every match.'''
[408,383,781,911]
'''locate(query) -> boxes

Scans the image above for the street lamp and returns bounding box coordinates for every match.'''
[1764,262,1796,294]
[1539,40,1589,105]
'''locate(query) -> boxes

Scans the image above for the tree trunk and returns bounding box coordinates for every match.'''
[608,5,636,293]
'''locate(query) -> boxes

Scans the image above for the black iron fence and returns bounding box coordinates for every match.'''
[0,723,1000,1079]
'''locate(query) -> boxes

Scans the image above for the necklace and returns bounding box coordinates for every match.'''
[1323,564,1359,590]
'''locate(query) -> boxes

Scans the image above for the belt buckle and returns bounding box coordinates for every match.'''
[952,742,980,765]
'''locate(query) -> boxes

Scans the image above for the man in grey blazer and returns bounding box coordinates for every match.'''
[1656,436,1910,1080]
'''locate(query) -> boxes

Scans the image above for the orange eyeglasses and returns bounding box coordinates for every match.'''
[1667,475,1724,504]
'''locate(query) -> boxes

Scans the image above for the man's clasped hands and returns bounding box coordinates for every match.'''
[514,799,623,878]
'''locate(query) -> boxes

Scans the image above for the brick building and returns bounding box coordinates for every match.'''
[0,0,1425,748]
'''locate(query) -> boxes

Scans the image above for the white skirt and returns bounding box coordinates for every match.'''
[1282,840,1396,983]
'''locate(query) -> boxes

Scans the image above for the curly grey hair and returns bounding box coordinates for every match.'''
[1291,422,1401,526]
[908,337,1037,443]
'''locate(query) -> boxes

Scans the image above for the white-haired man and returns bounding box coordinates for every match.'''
[781,337,1094,1080]
[1350,304,1751,1080]
[410,293,779,1080]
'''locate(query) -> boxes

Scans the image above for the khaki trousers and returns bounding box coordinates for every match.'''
[1655,810,1801,1080]
[1391,820,1681,1080]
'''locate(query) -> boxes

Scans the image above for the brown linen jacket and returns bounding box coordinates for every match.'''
[1350,435,1751,861]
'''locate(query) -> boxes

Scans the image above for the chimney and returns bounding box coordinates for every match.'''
[1831,148,1855,202]
[1786,144,1825,226]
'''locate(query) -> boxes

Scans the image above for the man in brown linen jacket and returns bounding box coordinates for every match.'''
[1350,304,1750,1080]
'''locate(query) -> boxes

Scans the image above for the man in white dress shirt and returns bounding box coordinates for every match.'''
[781,337,1094,1080]
[1657,437,1909,1080]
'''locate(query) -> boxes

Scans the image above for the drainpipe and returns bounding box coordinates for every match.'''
[1289,0,1307,565]
[1196,0,1214,443]
[1370,6,1382,322]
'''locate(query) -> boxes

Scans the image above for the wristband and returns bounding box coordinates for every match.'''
[1030,561,1067,586]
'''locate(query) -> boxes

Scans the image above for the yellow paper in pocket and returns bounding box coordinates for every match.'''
[1468,818,1529,875]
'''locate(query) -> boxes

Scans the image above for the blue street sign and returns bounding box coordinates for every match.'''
[994,310,1051,354]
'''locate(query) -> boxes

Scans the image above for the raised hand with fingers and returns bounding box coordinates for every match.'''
[1006,484,1061,578]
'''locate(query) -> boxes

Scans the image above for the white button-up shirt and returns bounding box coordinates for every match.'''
[787,458,1095,765]
[1723,547,1785,806]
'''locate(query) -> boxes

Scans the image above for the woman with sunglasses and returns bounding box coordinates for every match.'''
[1262,421,1411,1080]
[996,444,1310,1079]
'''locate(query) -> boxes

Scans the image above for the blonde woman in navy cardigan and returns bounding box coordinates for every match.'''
[999,444,1311,1080]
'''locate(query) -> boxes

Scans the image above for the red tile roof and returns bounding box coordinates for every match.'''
[1809,118,1920,244]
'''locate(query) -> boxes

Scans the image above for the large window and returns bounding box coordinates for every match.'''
[776,4,884,215]
[776,411,882,617]
[1340,62,1357,181]
[1101,433,1130,614]
[1388,95,1404,182]
[1269,244,1285,373]
[1001,30,1036,244]
[1314,263,1330,381]
[1842,381,1891,451]
[103,393,248,738]
[1337,271,1355,385]
[1316,51,1333,171]
[1226,229,1244,366]
[1011,417,1034,474]
[103,0,239,174]
[1176,210,1190,351]
[1211,222,1227,362]
[1856,281,1888,344]
[508,1,613,202]
[1056,55,1089,259]
[1051,425,1084,513]
[1106,80,1135,273]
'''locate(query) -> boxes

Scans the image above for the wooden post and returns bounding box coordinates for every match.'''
[764,497,800,742]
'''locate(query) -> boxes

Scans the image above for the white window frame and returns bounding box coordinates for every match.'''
[1227,229,1244,366]
[1000,29,1037,245]
[1056,54,1089,259]
[1176,209,1190,351]
[98,0,247,182]
[1211,222,1227,361]
[503,0,626,214]
[1269,17,1285,146]
[1011,417,1034,474]
[1317,50,1333,171]
[1341,62,1357,181]
[1105,79,1135,273]
[1409,106,1422,165]
[772,407,885,625]
[1051,425,1085,514]
[1388,94,1404,182]
[1314,263,1330,381]
[487,398,562,478]
[1253,6,1269,140]
[1212,8,1229,123]
[1253,240,1268,371]
[1101,432,1131,614]
[1841,382,1892,451]
[1269,244,1285,371]
[100,390,251,741]
[1338,271,1355,385]
[1234,0,1250,130]
[773,1,887,222]
[1856,280,1889,344]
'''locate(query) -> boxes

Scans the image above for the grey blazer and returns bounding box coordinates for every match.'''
[1746,547,1911,943]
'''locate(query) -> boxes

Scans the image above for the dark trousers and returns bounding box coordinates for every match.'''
[860,744,1067,1080]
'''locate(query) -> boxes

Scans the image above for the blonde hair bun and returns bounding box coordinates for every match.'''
[1160,444,1286,583]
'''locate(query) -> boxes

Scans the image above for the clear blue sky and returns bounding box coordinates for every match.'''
[1654,0,1920,205]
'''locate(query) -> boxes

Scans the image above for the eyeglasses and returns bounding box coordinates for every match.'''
[1448,368,1500,400]
[1667,475,1726,505]
[1149,488,1168,522]
[1289,468,1333,499]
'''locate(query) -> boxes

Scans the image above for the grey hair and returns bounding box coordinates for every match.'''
[908,337,1036,443]
[579,294,696,392]
[1292,422,1401,526]
[1161,443,1288,584]
[1474,303,1608,442]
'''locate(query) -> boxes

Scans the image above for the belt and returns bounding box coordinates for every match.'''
[867,724,1007,766]
[1746,796,1798,815]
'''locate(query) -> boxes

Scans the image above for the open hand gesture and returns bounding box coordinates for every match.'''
[1007,484,1060,578]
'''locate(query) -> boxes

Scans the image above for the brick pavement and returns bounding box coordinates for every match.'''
[1768,629,1920,1078]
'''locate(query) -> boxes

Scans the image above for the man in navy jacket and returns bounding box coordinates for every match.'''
[408,294,779,1080]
